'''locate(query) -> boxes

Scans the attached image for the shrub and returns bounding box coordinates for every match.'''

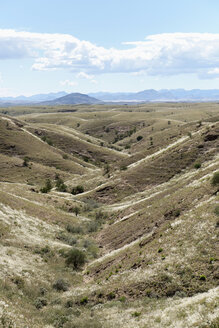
[83,198,100,212]
[119,296,126,302]
[194,162,201,169]
[199,275,206,281]
[56,231,78,245]
[34,297,47,309]
[40,179,52,193]
[214,206,219,216]
[132,312,141,317]
[53,279,69,292]
[65,248,86,269]
[41,135,53,146]
[120,165,127,171]
[211,171,219,186]
[104,164,110,175]
[23,156,30,167]
[65,299,73,308]
[137,135,143,141]
[87,221,99,233]
[187,132,192,138]
[56,178,67,192]
[62,154,68,159]
[71,206,80,216]
[107,292,115,300]
[71,185,84,195]
[80,296,88,305]
[66,224,83,234]
[95,210,107,221]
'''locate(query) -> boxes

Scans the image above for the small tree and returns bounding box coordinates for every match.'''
[71,185,84,195]
[40,179,52,193]
[211,171,219,186]
[72,206,80,216]
[56,177,67,192]
[23,156,30,167]
[136,135,143,142]
[65,248,86,269]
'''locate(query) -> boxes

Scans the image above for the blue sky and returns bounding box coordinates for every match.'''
[0,0,219,96]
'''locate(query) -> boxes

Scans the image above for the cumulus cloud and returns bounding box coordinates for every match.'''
[1,29,219,78]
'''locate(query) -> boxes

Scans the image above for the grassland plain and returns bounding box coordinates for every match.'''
[0,102,218,328]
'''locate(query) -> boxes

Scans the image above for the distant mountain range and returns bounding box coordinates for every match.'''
[88,89,219,102]
[0,91,68,104]
[2,89,219,107]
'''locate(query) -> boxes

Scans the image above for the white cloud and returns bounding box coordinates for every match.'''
[76,72,97,83]
[1,29,219,79]
[60,80,77,87]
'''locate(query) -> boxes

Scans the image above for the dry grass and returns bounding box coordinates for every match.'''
[0,103,218,327]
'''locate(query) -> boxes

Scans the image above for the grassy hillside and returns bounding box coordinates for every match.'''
[0,103,218,328]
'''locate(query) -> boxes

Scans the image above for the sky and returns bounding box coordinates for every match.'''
[1,0,219,96]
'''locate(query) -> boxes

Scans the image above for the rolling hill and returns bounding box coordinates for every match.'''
[40,92,102,105]
[0,102,218,328]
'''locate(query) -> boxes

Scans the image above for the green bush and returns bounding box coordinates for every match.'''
[136,135,143,141]
[23,156,30,167]
[53,279,69,292]
[65,248,86,269]
[214,206,219,216]
[55,177,67,191]
[120,165,127,171]
[40,179,52,193]
[80,296,88,305]
[66,224,83,234]
[70,206,80,216]
[71,185,84,195]
[41,135,53,146]
[34,297,47,309]
[87,221,99,233]
[211,171,219,186]
[83,198,100,212]
[107,292,115,300]
[199,275,206,281]
[194,162,201,169]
